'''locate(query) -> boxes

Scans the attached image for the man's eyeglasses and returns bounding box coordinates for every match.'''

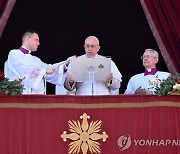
[141,55,156,59]
[84,44,99,49]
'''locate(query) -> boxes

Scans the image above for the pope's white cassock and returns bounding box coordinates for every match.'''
[5,49,66,94]
[64,54,122,95]
[124,71,170,94]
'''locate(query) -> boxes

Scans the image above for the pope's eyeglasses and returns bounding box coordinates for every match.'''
[84,44,99,49]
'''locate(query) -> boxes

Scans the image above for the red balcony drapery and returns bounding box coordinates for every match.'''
[0,95,180,154]
[141,0,180,74]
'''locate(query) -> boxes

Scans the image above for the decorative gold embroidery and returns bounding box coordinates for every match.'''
[61,113,108,154]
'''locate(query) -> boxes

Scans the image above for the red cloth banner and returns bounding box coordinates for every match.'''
[0,95,180,154]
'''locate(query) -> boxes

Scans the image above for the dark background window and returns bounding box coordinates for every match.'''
[0,0,169,94]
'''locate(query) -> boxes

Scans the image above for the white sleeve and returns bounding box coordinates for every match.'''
[6,50,46,89]
[109,61,122,90]
[45,62,66,86]
[124,77,135,94]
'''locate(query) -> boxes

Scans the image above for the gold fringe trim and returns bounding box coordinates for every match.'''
[0,101,180,108]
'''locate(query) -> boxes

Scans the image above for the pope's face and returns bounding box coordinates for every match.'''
[84,38,100,58]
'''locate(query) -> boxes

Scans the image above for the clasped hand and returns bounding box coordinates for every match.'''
[134,86,153,95]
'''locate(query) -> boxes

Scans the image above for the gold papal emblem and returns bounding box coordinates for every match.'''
[60,113,108,154]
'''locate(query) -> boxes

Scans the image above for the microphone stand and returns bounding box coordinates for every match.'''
[87,66,95,95]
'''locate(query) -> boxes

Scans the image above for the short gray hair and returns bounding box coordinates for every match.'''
[85,36,99,45]
[145,48,159,58]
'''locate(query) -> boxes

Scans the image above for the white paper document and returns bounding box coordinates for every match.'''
[70,58,111,82]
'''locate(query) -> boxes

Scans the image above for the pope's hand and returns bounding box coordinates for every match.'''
[107,73,113,82]
[66,74,74,83]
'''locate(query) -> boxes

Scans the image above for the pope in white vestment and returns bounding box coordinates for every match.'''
[64,54,122,95]
[64,36,122,95]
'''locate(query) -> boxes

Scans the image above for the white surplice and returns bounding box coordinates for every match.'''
[124,71,170,94]
[4,49,66,94]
